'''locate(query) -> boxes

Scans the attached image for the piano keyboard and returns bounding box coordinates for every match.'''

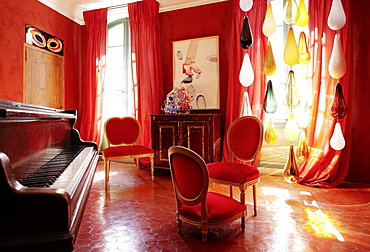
[20,146,85,188]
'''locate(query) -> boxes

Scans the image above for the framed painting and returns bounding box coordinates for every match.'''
[173,36,219,110]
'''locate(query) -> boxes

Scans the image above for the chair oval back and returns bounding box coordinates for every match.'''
[104,117,141,146]
[168,146,208,206]
[227,116,263,162]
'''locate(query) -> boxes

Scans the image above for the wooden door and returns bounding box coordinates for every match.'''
[24,44,64,109]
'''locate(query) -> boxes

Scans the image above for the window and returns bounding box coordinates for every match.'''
[260,0,311,170]
[103,18,134,124]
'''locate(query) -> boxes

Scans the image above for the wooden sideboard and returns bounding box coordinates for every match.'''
[151,114,221,169]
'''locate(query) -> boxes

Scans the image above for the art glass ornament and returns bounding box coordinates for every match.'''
[264,42,276,76]
[263,80,277,114]
[284,28,299,66]
[240,0,253,12]
[329,34,346,79]
[284,70,300,109]
[296,131,310,162]
[284,113,300,141]
[240,16,253,49]
[262,2,276,37]
[283,0,299,24]
[328,0,346,30]
[330,123,345,150]
[283,145,300,183]
[330,83,347,119]
[265,119,278,145]
[296,0,309,27]
[298,32,310,65]
[161,87,192,114]
[239,53,254,87]
[241,91,253,116]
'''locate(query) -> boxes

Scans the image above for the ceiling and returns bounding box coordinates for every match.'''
[38,0,226,25]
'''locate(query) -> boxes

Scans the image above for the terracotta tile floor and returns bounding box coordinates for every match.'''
[73,161,370,252]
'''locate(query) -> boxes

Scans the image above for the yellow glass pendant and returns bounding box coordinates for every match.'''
[264,42,276,76]
[296,0,309,27]
[298,32,310,65]
[283,145,300,183]
[284,113,300,141]
[262,2,276,37]
[284,28,299,66]
[329,34,346,79]
[283,0,299,24]
[265,119,278,145]
[296,131,310,162]
[284,70,300,109]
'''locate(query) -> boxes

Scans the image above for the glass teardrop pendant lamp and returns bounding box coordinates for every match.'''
[239,53,254,87]
[262,2,276,37]
[284,113,300,141]
[264,42,276,76]
[283,145,300,183]
[329,34,346,79]
[296,0,309,27]
[240,0,253,12]
[328,0,346,30]
[263,80,277,114]
[265,119,278,145]
[296,131,310,162]
[240,16,253,49]
[298,32,310,65]
[283,70,300,109]
[284,28,299,66]
[283,0,299,24]
[330,122,345,150]
[330,83,347,119]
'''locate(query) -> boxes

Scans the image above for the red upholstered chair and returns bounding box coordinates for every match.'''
[207,116,263,216]
[102,117,155,182]
[168,146,246,243]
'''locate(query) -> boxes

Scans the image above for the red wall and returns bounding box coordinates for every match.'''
[346,0,370,183]
[159,1,233,121]
[0,0,83,111]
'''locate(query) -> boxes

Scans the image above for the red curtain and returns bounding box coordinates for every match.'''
[298,0,351,187]
[223,0,267,161]
[128,0,164,147]
[79,8,107,147]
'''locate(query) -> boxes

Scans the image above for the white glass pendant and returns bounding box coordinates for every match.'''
[284,113,300,141]
[239,53,254,87]
[240,0,253,12]
[330,122,345,150]
[328,0,346,30]
[329,34,346,79]
[262,2,276,37]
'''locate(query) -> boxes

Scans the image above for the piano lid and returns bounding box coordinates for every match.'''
[0,99,76,120]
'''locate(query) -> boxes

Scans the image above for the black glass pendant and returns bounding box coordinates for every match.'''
[240,16,253,49]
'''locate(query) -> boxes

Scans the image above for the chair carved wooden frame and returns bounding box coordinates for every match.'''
[207,116,263,216]
[102,117,155,182]
[168,146,246,243]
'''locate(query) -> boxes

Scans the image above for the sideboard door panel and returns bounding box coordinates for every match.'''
[151,114,221,169]
[182,121,209,163]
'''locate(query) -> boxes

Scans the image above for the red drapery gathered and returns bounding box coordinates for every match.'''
[298,0,351,187]
[128,0,164,147]
[79,8,107,147]
[223,0,267,161]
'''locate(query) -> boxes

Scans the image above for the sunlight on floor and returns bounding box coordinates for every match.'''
[93,171,118,182]
[262,186,345,243]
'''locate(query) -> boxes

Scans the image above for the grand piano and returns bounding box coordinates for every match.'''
[0,99,99,251]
